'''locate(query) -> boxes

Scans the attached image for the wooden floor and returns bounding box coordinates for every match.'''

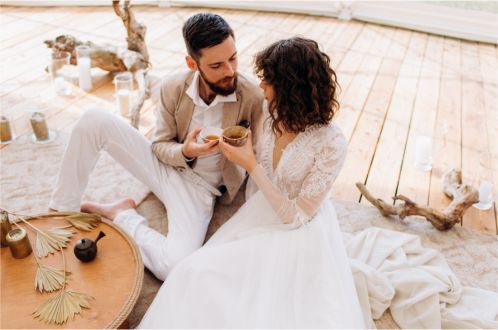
[1,5,497,233]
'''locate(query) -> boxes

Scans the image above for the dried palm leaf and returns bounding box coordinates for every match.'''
[32,289,93,325]
[35,227,76,257]
[64,213,101,231]
[35,264,71,293]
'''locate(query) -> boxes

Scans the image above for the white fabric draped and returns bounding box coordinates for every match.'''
[345,227,498,329]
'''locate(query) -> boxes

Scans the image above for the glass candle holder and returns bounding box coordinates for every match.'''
[26,106,57,144]
[472,152,494,211]
[114,72,133,117]
[413,135,433,171]
[76,45,92,91]
[0,114,16,144]
[49,51,72,96]
[472,180,494,211]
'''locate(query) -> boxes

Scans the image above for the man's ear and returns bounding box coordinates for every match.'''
[185,55,198,71]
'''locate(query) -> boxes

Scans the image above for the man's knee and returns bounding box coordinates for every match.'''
[172,241,203,265]
[149,239,203,281]
[75,108,111,133]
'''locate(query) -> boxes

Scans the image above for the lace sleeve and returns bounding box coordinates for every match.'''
[249,132,347,226]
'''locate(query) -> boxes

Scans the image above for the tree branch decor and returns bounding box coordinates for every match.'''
[44,0,151,128]
[356,168,479,231]
[1,208,102,325]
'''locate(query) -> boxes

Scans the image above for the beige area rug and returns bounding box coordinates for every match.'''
[0,132,150,214]
[131,191,498,329]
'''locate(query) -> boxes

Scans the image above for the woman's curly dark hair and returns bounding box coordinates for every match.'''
[254,37,339,134]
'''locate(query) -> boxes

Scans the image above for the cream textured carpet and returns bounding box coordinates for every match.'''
[131,191,498,329]
[0,132,150,214]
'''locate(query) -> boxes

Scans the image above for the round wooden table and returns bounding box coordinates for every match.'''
[1,216,143,329]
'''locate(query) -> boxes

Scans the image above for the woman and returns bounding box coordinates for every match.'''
[138,37,366,328]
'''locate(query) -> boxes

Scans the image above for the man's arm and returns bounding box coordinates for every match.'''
[151,80,189,168]
[151,79,219,168]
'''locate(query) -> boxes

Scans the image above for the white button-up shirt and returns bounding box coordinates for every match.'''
[185,71,237,188]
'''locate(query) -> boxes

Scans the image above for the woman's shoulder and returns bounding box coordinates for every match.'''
[310,122,348,150]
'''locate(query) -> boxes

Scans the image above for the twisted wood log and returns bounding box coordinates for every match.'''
[356,169,479,231]
[44,0,150,128]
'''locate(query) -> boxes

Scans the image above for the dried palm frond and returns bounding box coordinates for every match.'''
[32,289,93,324]
[64,213,101,231]
[0,208,95,325]
[35,227,76,257]
[35,264,71,292]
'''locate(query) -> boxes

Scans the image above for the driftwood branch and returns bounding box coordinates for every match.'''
[356,169,479,231]
[130,69,149,128]
[44,0,151,129]
[112,0,149,62]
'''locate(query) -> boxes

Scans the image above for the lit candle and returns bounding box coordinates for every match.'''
[53,76,67,95]
[30,112,49,141]
[6,227,32,259]
[478,180,493,204]
[78,57,92,91]
[1,210,12,248]
[0,115,13,143]
[117,89,132,117]
[414,136,432,170]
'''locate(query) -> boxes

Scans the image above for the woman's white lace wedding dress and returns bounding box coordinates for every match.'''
[138,120,366,328]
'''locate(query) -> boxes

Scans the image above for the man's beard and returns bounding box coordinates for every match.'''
[199,69,237,96]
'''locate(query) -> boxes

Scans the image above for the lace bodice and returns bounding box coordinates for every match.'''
[249,118,348,226]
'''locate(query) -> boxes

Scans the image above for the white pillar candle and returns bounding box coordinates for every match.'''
[117,89,131,116]
[78,57,92,91]
[415,136,432,166]
[478,180,493,203]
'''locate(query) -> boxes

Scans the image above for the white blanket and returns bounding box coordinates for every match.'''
[344,227,498,329]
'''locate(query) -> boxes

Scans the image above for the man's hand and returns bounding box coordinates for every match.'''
[218,130,257,173]
[182,127,219,159]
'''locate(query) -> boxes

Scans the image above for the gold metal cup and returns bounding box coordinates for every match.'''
[0,210,12,247]
[6,228,32,259]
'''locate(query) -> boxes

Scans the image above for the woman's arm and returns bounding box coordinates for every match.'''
[219,129,347,225]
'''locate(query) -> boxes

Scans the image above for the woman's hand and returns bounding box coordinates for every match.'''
[218,130,258,173]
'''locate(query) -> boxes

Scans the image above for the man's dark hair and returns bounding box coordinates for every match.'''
[254,37,340,135]
[182,13,234,61]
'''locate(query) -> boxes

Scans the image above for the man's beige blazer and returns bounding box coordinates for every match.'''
[152,70,264,203]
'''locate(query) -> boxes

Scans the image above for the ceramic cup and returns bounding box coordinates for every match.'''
[200,126,223,144]
[222,125,248,147]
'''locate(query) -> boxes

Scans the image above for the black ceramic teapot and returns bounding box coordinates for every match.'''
[74,231,106,262]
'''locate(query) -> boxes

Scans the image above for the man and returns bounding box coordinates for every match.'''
[49,13,264,280]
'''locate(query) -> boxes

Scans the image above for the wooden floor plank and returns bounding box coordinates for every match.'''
[460,41,496,233]
[428,38,463,213]
[335,25,396,140]
[396,35,444,205]
[0,7,109,51]
[478,43,498,233]
[361,32,428,204]
[332,29,411,201]
[326,21,364,71]
[335,24,374,97]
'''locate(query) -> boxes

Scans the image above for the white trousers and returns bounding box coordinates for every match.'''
[50,109,215,280]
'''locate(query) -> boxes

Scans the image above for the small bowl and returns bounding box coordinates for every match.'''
[200,126,223,144]
[222,126,248,147]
